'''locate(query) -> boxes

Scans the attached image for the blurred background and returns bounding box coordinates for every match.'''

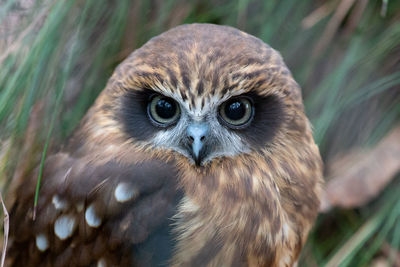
[0,0,399,266]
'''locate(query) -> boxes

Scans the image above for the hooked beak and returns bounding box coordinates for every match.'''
[186,123,209,166]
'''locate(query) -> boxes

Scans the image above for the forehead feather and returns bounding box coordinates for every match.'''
[113,24,297,111]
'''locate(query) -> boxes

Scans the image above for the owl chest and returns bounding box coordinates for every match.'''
[170,194,292,267]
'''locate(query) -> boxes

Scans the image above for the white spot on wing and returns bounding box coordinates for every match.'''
[97,258,107,267]
[114,182,137,203]
[54,215,76,240]
[283,223,289,239]
[52,195,67,211]
[279,253,292,266]
[35,233,48,251]
[85,204,102,228]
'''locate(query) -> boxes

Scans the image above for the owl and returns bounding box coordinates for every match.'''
[7,24,323,266]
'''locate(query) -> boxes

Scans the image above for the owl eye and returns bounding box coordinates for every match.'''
[148,95,180,126]
[219,97,254,128]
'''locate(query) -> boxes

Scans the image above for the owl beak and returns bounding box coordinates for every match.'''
[186,123,209,166]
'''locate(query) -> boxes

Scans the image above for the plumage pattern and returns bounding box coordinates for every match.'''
[7,24,323,266]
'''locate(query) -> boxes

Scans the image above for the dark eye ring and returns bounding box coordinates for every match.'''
[147,95,180,127]
[219,97,254,129]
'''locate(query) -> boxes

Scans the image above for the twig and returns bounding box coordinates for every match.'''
[343,0,369,37]
[0,192,9,267]
[381,0,388,17]
[312,0,357,59]
[302,0,338,29]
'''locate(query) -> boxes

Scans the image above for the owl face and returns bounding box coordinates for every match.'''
[122,88,281,166]
[139,90,255,165]
[112,24,294,166]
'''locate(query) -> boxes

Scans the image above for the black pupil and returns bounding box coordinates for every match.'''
[155,98,176,119]
[225,100,245,121]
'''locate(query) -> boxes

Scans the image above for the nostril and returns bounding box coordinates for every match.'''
[188,135,205,144]
[188,135,194,144]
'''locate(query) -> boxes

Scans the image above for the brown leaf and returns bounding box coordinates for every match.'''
[320,125,400,212]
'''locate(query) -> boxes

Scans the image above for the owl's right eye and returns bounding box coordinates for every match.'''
[148,95,180,126]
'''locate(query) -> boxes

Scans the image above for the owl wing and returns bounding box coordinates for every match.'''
[8,152,180,266]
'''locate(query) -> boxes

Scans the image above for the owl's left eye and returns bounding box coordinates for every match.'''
[219,97,254,128]
[148,95,180,126]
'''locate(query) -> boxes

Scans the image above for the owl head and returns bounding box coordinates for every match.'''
[73,23,306,169]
